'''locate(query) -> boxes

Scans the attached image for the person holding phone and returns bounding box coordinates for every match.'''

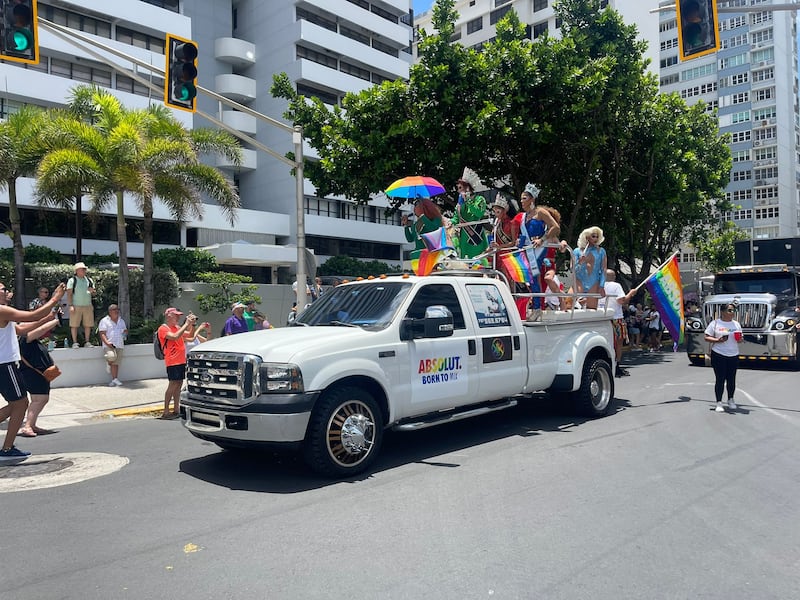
[157,307,197,419]
[704,303,744,413]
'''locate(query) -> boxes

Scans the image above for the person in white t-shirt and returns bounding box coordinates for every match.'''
[704,302,744,412]
[599,270,635,377]
[98,304,127,387]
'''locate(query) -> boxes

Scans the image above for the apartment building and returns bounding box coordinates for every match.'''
[660,0,799,247]
[1,1,414,282]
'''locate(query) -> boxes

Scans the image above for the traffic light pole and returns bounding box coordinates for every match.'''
[38,17,309,309]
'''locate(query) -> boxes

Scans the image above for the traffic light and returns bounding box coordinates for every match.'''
[1,0,39,64]
[676,0,720,61]
[165,33,198,112]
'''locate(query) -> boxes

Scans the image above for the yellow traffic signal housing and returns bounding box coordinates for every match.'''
[676,0,720,61]
[165,33,198,112]
[0,0,39,64]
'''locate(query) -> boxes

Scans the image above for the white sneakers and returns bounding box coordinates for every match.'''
[72,343,80,349]
[108,378,122,387]
[727,398,737,411]
[715,402,725,413]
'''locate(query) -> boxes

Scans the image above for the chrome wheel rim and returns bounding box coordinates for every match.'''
[326,400,376,468]
[591,367,612,412]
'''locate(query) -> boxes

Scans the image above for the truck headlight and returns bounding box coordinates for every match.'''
[774,321,785,331]
[688,320,704,331]
[260,363,304,393]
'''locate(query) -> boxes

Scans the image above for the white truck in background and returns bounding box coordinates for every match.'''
[180,272,616,477]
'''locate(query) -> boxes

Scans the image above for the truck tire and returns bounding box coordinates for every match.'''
[571,358,614,418]
[304,386,383,478]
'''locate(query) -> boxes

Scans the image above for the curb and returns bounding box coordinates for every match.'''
[103,404,164,418]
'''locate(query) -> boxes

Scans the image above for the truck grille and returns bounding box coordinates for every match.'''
[186,352,260,406]
[703,302,769,330]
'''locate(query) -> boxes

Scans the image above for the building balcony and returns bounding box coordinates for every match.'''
[215,73,257,103]
[222,110,257,135]
[216,148,257,172]
[214,37,256,68]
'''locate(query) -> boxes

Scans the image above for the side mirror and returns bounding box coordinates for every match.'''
[423,305,454,338]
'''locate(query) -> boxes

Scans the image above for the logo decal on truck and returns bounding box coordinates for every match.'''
[482,336,512,363]
[418,356,462,384]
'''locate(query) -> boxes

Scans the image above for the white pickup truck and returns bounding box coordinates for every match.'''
[181,272,616,477]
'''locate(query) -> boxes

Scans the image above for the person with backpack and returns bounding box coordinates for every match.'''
[66,262,96,348]
[157,307,197,420]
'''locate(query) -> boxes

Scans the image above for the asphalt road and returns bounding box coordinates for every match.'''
[2,350,799,599]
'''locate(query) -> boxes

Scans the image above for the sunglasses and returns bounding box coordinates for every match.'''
[724,308,736,313]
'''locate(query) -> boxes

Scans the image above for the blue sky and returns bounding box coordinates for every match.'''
[413,0,434,14]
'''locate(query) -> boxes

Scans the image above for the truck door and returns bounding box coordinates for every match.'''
[399,283,479,415]
[463,282,527,400]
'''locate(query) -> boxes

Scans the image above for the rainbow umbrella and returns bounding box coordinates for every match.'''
[385,175,446,199]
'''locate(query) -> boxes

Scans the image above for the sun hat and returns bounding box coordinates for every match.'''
[164,307,183,317]
[231,302,246,312]
[74,262,88,271]
[104,349,117,362]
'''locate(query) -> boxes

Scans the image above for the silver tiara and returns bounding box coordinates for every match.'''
[524,183,540,198]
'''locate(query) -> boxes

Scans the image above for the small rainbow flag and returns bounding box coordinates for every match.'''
[411,248,450,276]
[644,254,685,344]
[420,227,451,252]
[500,251,533,284]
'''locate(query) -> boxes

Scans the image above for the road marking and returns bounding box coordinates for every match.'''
[0,452,129,493]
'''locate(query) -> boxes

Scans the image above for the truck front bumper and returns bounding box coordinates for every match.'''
[181,391,320,444]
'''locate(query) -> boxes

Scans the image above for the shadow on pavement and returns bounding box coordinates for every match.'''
[178,397,618,493]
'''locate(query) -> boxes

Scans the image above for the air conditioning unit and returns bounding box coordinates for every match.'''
[755,180,766,186]
[754,140,762,146]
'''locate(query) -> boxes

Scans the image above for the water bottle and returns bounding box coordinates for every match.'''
[63,338,69,348]
[47,340,55,351]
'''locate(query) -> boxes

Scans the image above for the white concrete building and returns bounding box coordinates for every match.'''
[659,0,799,244]
[1,1,415,283]
[414,0,660,73]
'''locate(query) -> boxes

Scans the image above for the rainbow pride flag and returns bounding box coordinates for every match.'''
[644,254,684,344]
[411,248,450,276]
[420,226,451,252]
[499,251,533,284]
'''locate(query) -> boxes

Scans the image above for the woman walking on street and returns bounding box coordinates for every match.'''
[704,302,744,412]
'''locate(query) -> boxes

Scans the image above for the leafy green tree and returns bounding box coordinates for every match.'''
[0,106,50,307]
[0,244,62,264]
[317,255,402,277]
[693,222,749,273]
[195,272,261,314]
[154,247,218,281]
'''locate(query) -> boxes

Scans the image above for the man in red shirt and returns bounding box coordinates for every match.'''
[157,307,197,419]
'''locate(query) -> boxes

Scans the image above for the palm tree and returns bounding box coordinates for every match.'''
[36,85,242,320]
[0,106,50,308]
[35,89,157,324]
[139,104,241,317]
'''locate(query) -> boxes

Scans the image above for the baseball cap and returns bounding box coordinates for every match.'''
[164,307,183,317]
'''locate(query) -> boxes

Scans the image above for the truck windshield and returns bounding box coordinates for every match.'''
[294,282,413,329]
[714,273,794,296]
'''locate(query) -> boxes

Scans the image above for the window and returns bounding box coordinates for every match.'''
[660,55,678,68]
[297,84,338,106]
[722,33,748,49]
[116,26,165,54]
[731,91,749,105]
[731,130,750,143]
[755,207,779,220]
[731,150,749,163]
[490,4,512,24]
[727,189,751,203]
[752,48,774,63]
[752,67,774,82]
[754,186,778,202]
[719,52,747,69]
[296,7,337,32]
[754,166,778,180]
[753,87,774,102]
[341,25,370,46]
[296,45,338,69]
[681,63,715,81]
[751,11,772,25]
[730,72,748,86]
[660,74,679,86]
[532,22,548,39]
[725,208,752,221]
[754,146,776,161]
[467,16,483,34]
[660,19,677,32]
[405,284,466,330]
[466,284,511,328]
[731,169,752,182]
[752,106,776,121]
[720,16,746,31]
[751,28,773,44]
[661,38,678,51]
[731,111,750,124]
[39,3,112,38]
[533,0,548,11]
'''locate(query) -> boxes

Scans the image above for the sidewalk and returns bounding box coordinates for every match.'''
[3,378,169,432]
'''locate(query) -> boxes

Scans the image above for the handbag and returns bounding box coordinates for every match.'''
[20,356,62,382]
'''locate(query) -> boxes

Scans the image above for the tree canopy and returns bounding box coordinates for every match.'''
[271,0,732,283]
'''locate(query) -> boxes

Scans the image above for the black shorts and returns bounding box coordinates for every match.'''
[0,362,29,402]
[20,368,51,396]
[166,364,186,381]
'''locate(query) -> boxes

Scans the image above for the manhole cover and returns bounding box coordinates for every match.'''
[0,453,129,493]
